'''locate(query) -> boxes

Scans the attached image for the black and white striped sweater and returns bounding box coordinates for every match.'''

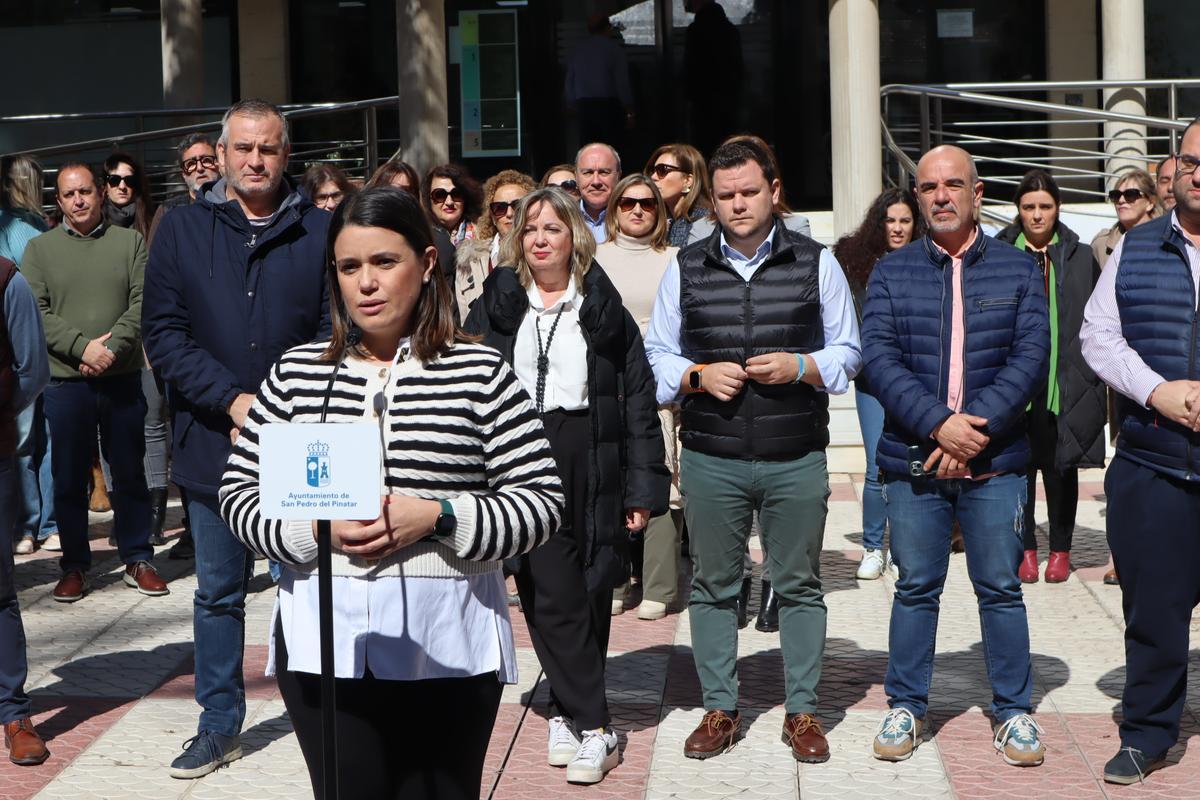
[218,341,564,578]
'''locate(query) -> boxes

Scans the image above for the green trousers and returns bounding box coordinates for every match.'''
[680,447,829,714]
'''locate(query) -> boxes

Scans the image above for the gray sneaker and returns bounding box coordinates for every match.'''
[873,707,922,761]
[169,731,242,779]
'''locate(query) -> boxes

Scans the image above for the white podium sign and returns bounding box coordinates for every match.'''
[258,423,382,520]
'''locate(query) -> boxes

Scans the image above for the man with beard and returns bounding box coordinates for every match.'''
[147,133,221,245]
[861,145,1050,767]
[142,100,330,779]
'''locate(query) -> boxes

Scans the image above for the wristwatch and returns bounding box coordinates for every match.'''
[689,364,707,391]
[432,499,456,539]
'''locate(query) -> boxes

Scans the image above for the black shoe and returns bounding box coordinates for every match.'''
[168,529,195,560]
[148,487,169,546]
[755,580,779,632]
[736,576,752,629]
[1103,746,1165,784]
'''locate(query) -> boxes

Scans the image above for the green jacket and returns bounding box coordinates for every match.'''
[20,223,146,379]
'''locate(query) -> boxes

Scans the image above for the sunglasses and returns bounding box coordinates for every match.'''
[181,155,218,174]
[650,163,687,179]
[617,196,657,213]
[430,187,464,204]
[551,179,580,195]
[490,199,521,217]
[105,174,135,188]
[1108,188,1146,204]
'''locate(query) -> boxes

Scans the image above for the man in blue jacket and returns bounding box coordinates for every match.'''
[142,99,330,779]
[861,146,1050,767]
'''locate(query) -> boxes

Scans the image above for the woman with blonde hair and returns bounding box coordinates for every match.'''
[465,186,668,785]
[1,155,48,232]
[1092,168,1162,268]
[539,163,580,199]
[454,169,536,320]
[596,175,682,621]
[644,143,711,246]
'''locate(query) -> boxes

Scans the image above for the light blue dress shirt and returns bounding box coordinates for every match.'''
[580,199,608,244]
[645,228,862,405]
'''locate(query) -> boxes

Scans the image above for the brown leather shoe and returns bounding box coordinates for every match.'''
[4,718,49,766]
[52,570,89,603]
[124,561,169,596]
[683,710,741,759]
[782,712,830,763]
[1103,566,1120,586]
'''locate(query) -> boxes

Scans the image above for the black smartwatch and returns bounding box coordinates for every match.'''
[433,499,456,539]
[689,364,706,391]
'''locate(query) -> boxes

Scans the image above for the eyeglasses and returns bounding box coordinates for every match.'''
[1108,188,1146,204]
[430,187,464,204]
[650,163,687,179]
[1176,153,1200,176]
[551,180,580,196]
[490,199,521,217]
[181,155,218,174]
[617,196,657,213]
[105,174,134,188]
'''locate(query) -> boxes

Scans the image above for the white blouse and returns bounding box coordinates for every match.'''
[512,278,590,413]
[267,352,518,683]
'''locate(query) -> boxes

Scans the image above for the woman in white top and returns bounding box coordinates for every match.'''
[219,187,564,800]
[465,187,668,786]
[454,169,536,322]
[595,175,683,622]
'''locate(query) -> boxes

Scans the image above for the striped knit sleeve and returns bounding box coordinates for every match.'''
[218,356,321,565]
[446,356,564,561]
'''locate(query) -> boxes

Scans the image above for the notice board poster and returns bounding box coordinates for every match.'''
[460,10,521,158]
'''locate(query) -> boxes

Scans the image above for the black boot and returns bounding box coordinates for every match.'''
[754,580,779,632]
[169,494,194,560]
[736,575,753,628]
[148,488,169,546]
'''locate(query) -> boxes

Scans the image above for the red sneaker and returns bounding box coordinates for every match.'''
[1044,551,1071,583]
[1018,550,1039,583]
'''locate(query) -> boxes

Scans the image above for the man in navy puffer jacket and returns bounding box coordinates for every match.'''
[142,100,330,779]
[861,146,1049,767]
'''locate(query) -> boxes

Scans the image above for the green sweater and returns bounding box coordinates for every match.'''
[20,223,146,379]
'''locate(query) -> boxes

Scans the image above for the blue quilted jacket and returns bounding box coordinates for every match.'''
[861,231,1050,478]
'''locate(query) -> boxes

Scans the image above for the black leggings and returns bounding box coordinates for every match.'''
[1023,399,1079,552]
[275,622,503,800]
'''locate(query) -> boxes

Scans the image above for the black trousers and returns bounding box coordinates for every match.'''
[1023,401,1079,552]
[275,622,503,800]
[1106,456,1200,758]
[514,410,612,730]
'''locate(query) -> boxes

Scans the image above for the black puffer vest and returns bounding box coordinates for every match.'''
[679,219,828,460]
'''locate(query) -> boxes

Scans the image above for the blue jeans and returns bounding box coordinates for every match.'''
[883,472,1032,722]
[855,388,886,551]
[15,397,57,541]
[0,457,32,723]
[189,492,253,738]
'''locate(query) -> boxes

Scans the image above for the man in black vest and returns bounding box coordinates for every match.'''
[645,138,861,763]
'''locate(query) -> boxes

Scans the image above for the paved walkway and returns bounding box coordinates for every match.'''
[6,468,1200,799]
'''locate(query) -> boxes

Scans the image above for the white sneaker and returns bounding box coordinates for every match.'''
[886,550,899,580]
[41,533,61,552]
[636,600,667,620]
[857,549,885,580]
[566,727,620,784]
[548,716,581,767]
[611,598,625,616]
[14,535,35,555]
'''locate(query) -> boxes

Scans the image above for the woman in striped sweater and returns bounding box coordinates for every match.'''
[218,186,564,800]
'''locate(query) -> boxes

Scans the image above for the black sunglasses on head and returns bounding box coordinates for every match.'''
[105,174,135,188]
[1108,188,1146,204]
[551,179,579,195]
[617,196,657,213]
[430,187,464,203]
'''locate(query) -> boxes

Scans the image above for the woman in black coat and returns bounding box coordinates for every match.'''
[996,169,1106,585]
[464,186,667,786]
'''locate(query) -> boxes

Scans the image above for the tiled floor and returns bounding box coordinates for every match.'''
[7,469,1200,798]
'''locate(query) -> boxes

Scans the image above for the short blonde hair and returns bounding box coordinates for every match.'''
[498,187,595,291]
[604,174,670,250]
[1115,168,1164,219]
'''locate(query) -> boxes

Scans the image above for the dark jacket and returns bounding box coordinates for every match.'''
[0,259,17,456]
[995,222,1106,470]
[142,177,331,495]
[861,231,1050,478]
[677,219,829,460]
[1109,215,1200,480]
[464,264,669,590]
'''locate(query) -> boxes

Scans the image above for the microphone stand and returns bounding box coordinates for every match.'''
[317,518,338,800]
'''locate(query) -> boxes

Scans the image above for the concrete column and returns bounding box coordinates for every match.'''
[237,0,291,103]
[161,0,204,108]
[828,0,881,238]
[396,0,449,172]
[1101,0,1147,184]
[1044,0,1099,200]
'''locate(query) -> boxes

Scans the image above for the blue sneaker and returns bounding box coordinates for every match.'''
[873,707,922,761]
[993,714,1045,766]
[168,731,242,779]
[1103,746,1165,784]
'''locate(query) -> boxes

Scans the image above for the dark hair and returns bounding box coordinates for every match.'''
[832,188,925,291]
[102,151,154,238]
[177,132,215,162]
[709,135,792,212]
[321,187,470,363]
[303,164,357,204]
[1010,169,1061,227]
[420,163,482,230]
[365,160,421,193]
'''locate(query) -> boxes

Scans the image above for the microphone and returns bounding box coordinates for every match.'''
[346,325,363,346]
